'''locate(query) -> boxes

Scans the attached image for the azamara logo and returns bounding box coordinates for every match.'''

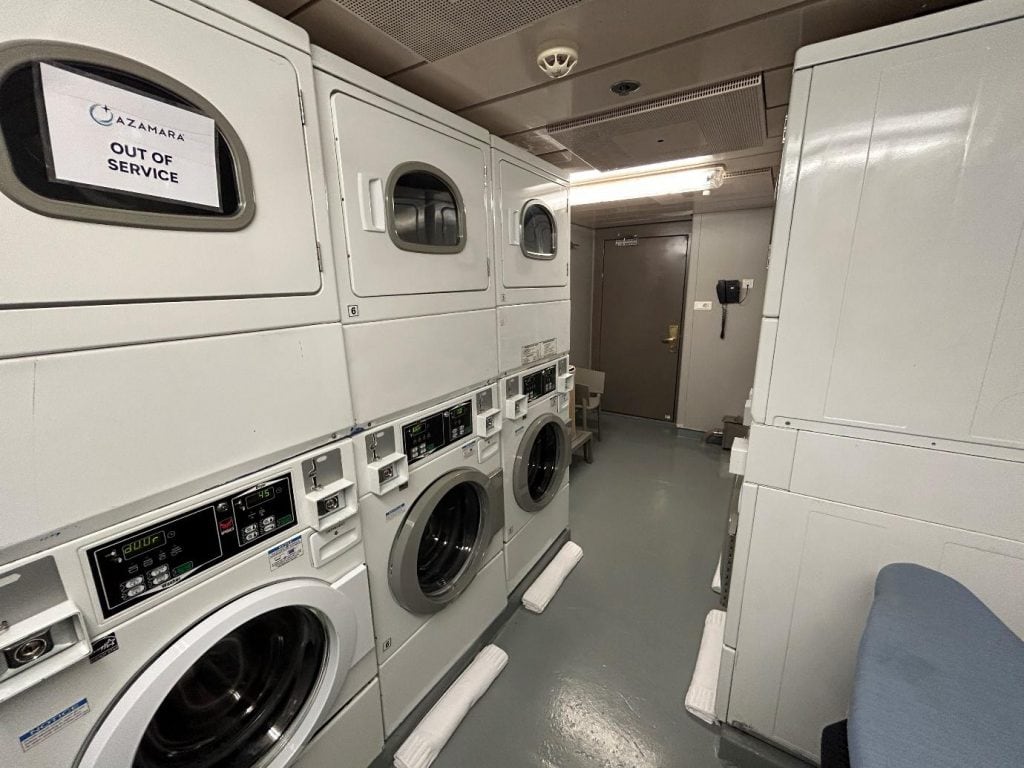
[88,104,186,141]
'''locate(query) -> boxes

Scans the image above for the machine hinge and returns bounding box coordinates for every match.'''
[316,241,323,272]
[298,90,306,125]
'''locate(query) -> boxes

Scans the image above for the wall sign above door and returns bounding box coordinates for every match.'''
[39,63,220,209]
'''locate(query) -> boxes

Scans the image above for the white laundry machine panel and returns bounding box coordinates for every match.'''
[497,300,572,376]
[354,385,506,734]
[499,357,572,591]
[312,46,493,321]
[491,137,570,305]
[0,441,383,768]
[725,485,1024,763]
[0,323,353,566]
[1,0,341,357]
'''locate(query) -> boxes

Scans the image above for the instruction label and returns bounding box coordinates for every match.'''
[40,63,219,209]
[268,535,303,571]
[19,699,90,752]
[542,338,557,357]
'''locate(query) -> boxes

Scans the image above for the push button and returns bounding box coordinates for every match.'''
[122,576,143,590]
[126,585,145,598]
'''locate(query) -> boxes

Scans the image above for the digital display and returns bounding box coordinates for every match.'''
[121,531,166,560]
[408,423,425,436]
[243,487,275,509]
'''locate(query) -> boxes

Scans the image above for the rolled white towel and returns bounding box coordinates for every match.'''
[684,609,726,724]
[394,645,508,768]
[522,541,583,613]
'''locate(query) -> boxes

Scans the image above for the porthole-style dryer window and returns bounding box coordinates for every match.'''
[521,201,557,260]
[387,162,466,253]
[134,606,326,768]
[0,44,254,230]
[417,483,482,598]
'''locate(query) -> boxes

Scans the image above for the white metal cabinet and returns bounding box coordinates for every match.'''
[728,485,1024,761]
[0,0,333,355]
[492,141,570,303]
[765,16,1024,450]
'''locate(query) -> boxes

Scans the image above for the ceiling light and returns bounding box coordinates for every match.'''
[570,165,725,206]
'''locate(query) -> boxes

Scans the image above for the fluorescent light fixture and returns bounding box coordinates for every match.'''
[570,165,725,206]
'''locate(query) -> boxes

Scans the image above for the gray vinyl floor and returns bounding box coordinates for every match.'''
[432,413,733,768]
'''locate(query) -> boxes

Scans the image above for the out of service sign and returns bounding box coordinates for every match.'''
[39,63,220,209]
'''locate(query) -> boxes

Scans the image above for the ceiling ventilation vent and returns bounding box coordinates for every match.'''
[546,75,766,172]
[335,0,585,62]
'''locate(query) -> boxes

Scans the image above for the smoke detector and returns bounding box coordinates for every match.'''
[537,45,579,79]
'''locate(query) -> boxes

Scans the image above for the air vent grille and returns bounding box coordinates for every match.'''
[335,0,584,61]
[547,75,766,172]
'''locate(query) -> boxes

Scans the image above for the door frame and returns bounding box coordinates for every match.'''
[591,221,691,422]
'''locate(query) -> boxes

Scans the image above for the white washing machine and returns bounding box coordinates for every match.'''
[491,137,571,376]
[354,384,507,735]
[312,46,499,425]
[0,0,353,565]
[499,356,573,592]
[0,440,383,768]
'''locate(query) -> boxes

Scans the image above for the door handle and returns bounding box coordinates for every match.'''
[357,173,386,233]
[660,323,680,352]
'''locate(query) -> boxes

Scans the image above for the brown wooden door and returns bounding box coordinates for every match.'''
[595,235,688,421]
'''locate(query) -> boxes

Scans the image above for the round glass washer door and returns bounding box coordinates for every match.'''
[78,580,358,768]
[513,413,570,513]
[389,467,501,615]
[520,201,557,260]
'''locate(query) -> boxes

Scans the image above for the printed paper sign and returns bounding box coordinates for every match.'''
[39,63,219,208]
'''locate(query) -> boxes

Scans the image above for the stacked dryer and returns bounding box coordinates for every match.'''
[0,2,386,766]
[490,136,572,376]
[312,47,499,427]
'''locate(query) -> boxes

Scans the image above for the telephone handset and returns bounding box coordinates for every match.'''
[716,279,744,339]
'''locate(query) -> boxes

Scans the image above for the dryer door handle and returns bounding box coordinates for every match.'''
[508,208,521,246]
[358,173,386,233]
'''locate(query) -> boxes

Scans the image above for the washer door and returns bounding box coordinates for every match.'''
[79,579,358,768]
[389,468,502,615]
[513,413,570,513]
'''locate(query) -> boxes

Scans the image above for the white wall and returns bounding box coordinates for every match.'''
[569,223,595,367]
[676,208,773,432]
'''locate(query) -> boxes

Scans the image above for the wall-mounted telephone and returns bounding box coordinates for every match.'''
[716,279,743,339]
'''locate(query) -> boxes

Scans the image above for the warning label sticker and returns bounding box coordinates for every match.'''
[268,535,303,571]
[19,699,90,752]
[521,342,541,365]
[541,338,557,357]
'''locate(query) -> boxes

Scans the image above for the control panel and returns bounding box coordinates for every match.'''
[403,399,473,465]
[87,476,297,618]
[523,364,557,402]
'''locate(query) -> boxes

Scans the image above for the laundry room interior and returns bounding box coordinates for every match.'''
[2,1,1023,768]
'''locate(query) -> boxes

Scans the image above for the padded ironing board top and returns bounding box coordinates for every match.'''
[849,563,1024,768]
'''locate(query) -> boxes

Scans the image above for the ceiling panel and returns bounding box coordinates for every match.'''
[548,75,766,171]
[387,0,808,112]
[766,105,787,138]
[763,66,793,108]
[335,0,586,62]
[290,1,423,76]
[251,0,307,15]
[457,11,802,135]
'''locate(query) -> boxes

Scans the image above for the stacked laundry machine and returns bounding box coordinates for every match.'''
[0,2,574,767]
[713,2,1024,763]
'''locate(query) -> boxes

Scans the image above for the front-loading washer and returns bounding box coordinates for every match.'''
[313,46,499,426]
[354,384,507,735]
[0,440,383,768]
[491,136,571,376]
[500,356,574,592]
[0,0,354,566]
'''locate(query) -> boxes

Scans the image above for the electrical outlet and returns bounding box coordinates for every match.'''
[742,279,755,289]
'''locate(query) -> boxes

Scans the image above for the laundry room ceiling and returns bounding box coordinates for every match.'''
[254,0,974,224]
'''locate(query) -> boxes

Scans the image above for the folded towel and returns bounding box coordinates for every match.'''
[394,645,509,768]
[712,555,722,594]
[522,541,583,613]
[684,609,726,724]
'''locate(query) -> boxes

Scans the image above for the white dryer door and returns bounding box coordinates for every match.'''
[78,579,358,768]
[497,158,569,290]
[0,0,322,307]
[331,93,490,298]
